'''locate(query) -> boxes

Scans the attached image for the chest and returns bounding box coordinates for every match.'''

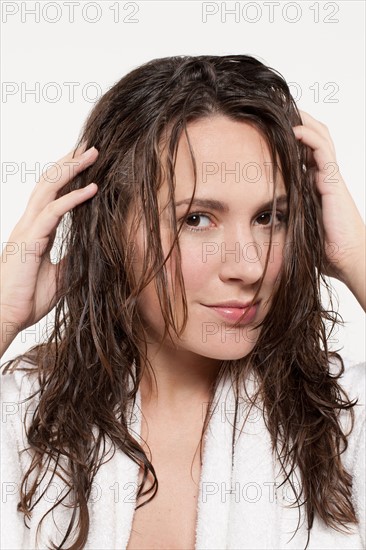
[126,412,204,549]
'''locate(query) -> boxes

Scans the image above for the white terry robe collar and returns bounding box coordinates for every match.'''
[12,360,362,549]
[194,367,283,550]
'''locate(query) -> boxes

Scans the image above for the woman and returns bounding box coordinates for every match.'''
[1,55,365,550]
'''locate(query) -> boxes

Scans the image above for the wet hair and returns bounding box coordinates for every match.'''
[2,55,357,549]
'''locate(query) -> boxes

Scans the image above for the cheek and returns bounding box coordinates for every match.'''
[179,242,210,292]
[261,237,285,284]
[135,277,161,324]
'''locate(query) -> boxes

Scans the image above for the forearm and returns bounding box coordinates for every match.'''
[0,310,19,358]
[342,242,366,313]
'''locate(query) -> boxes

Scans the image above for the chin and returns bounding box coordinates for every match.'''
[197,342,256,362]
[192,324,259,361]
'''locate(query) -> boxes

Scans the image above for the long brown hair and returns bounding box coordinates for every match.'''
[1,55,358,549]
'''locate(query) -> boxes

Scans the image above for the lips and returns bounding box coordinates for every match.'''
[203,301,259,324]
[207,300,254,308]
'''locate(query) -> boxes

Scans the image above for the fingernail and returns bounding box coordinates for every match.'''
[81,146,98,159]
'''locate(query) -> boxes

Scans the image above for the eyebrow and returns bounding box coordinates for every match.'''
[174,194,288,212]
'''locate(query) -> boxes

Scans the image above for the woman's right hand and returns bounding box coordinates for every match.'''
[0,144,99,355]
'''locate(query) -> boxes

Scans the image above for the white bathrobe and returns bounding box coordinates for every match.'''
[1,357,365,549]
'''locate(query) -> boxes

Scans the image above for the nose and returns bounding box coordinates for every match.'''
[217,230,264,285]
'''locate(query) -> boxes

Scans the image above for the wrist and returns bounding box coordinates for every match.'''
[0,308,20,358]
[340,241,366,312]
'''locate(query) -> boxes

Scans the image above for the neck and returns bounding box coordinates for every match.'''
[138,342,223,414]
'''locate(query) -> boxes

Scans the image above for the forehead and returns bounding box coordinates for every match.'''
[160,114,285,204]
[178,115,271,160]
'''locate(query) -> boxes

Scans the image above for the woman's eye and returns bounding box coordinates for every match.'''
[255,211,286,228]
[184,213,212,231]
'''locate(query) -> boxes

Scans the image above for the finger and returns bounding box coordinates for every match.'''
[293,125,344,194]
[74,141,89,156]
[26,146,99,218]
[42,226,58,257]
[295,110,336,154]
[35,253,69,314]
[293,125,335,167]
[12,183,98,262]
[35,182,98,240]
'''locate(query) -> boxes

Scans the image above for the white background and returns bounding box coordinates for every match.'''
[1,0,365,366]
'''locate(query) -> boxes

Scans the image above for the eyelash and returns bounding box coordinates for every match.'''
[181,211,287,233]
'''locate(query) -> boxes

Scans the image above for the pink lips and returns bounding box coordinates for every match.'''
[205,302,259,324]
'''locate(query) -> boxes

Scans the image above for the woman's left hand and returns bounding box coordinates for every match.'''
[293,110,366,311]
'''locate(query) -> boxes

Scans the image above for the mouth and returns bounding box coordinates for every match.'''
[202,301,260,324]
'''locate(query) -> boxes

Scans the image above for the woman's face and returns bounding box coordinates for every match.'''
[129,115,287,362]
